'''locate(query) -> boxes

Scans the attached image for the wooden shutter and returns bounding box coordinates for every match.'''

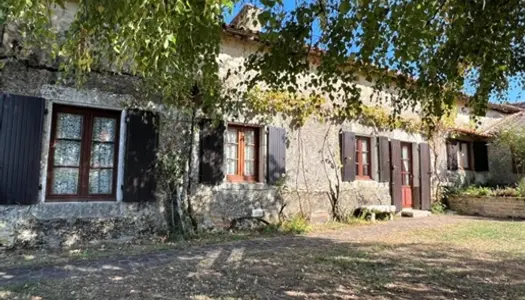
[473,141,489,172]
[412,143,421,209]
[378,136,390,182]
[199,120,225,185]
[267,127,286,184]
[390,139,402,211]
[123,110,159,202]
[0,93,45,205]
[340,131,356,182]
[419,143,431,210]
[446,140,458,170]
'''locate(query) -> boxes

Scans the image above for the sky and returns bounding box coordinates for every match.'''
[224,2,524,103]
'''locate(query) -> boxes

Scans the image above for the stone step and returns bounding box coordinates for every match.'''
[401,209,432,218]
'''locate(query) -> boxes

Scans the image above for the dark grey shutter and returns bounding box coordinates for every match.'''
[412,143,421,209]
[378,136,390,182]
[123,110,159,202]
[390,139,402,211]
[473,141,489,172]
[199,120,225,185]
[340,131,356,182]
[446,140,458,171]
[420,143,431,210]
[267,127,286,184]
[0,93,45,205]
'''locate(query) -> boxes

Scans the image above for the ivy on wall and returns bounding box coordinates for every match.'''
[244,88,457,138]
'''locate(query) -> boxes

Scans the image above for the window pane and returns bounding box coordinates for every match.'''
[403,174,410,185]
[244,129,255,145]
[56,113,83,139]
[227,128,238,143]
[54,140,81,166]
[355,163,359,175]
[362,153,368,165]
[460,143,469,168]
[227,159,238,175]
[91,143,115,167]
[89,169,113,194]
[402,146,409,160]
[245,145,255,160]
[245,160,255,176]
[92,117,117,142]
[52,168,79,194]
[402,159,409,172]
[363,164,369,176]
[361,139,368,151]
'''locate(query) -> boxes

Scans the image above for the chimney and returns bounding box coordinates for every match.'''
[229,4,262,32]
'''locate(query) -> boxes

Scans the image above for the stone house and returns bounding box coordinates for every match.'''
[0,4,522,247]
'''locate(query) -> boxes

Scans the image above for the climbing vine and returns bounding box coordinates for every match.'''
[244,88,458,138]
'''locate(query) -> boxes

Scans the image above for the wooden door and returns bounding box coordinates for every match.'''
[401,143,413,208]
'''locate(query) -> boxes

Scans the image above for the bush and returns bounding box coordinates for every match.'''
[431,201,447,214]
[462,185,493,196]
[281,214,311,234]
[517,178,525,197]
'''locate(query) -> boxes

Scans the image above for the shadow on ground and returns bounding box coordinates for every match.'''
[1,233,525,299]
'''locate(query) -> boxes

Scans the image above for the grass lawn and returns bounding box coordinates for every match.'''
[1,217,525,299]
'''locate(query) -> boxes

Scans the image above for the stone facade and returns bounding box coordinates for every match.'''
[0,3,522,248]
[449,196,525,219]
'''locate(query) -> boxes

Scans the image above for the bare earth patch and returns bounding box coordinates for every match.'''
[2,215,525,299]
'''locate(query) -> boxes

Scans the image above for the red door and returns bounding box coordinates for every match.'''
[401,143,413,208]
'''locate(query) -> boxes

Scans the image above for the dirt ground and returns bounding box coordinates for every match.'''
[1,215,525,300]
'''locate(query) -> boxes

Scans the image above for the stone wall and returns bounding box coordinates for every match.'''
[0,202,165,248]
[449,196,525,219]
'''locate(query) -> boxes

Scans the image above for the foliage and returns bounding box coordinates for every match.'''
[245,0,525,120]
[281,214,311,234]
[496,128,525,174]
[2,0,231,114]
[457,185,524,198]
[517,177,525,197]
[430,201,447,214]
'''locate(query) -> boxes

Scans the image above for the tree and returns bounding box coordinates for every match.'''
[241,0,525,119]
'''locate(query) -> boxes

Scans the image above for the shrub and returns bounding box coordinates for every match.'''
[517,178,525,197]
[493,187,520,197]
[282,214,311,234]
[462,185,493,196]
[431,201,447,214]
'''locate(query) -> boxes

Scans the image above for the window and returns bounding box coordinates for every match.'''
[225,125,259,182]
[355,136,371,179]
[458,141,471,170]
[47,105,120,200]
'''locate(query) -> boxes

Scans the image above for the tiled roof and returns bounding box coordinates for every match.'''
[484,111,525,134]
[449,127,493,138]
[487,103,523,114]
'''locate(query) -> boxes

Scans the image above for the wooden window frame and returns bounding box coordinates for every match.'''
[226,125,259,183]
[47,105,121,202]
[355,136,371,180]
[458,141,472,170]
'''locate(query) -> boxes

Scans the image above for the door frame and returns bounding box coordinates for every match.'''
[400,142,413,208]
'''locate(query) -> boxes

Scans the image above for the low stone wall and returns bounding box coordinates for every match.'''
[449,196,525,219]
[0,202,167,249]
